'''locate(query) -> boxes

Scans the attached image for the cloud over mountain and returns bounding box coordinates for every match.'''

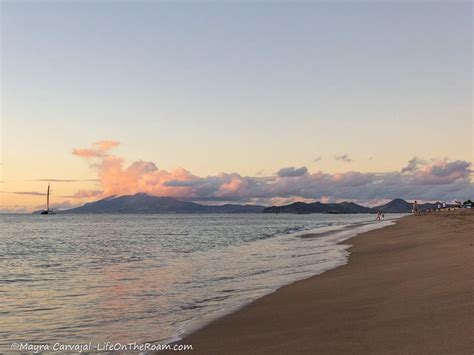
[412,160,471,185]
[72,142,473,205]
[401,157,426,173]
[277,167,308,177]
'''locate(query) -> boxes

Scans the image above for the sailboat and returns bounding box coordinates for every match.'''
[40,183,55,215]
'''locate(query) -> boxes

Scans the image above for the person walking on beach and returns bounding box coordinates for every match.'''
[413,201,419,215]
[375,211,382,221]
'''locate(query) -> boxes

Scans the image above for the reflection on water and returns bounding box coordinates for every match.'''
[0,213,396,348]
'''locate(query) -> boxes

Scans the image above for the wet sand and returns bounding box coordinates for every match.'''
[168,211,473,354]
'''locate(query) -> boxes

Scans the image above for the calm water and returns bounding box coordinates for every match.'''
[0,213,396,350]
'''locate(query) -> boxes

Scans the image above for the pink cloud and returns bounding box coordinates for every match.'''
[413,160,471,185]
[71,142,473,204]
[72,140,120,158]
[96,140,120,151]
[97,156,201,199]
[332,172,373,186]
[72,190,103,198]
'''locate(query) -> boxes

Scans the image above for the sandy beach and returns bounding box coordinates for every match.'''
[168,211,473,354]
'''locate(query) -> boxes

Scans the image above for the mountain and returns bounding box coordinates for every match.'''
[374,198,412,213]
[59,195,447,214]
[261,198,446,214]
[373,198,444,213]
[262,201,374,214]
[60,193,265,214]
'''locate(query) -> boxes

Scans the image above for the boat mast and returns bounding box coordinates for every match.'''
[47,184,50,211]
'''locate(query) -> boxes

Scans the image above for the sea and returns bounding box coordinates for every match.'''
[0,213,399,351]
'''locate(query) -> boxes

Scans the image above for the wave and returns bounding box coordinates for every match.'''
[161,217,399,348]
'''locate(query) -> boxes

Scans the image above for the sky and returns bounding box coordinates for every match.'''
[1,0,472,211]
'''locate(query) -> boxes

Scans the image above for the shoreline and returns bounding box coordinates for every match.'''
[166,217,399,345]
[164,211,473,354]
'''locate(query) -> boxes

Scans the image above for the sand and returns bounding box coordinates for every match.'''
[165,211,473,354]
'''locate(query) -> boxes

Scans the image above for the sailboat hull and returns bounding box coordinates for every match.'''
[40,210,55,215]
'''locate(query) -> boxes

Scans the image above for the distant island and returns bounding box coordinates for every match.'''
[58,193,265,214]
[262,198,442,214]
[46,193,450,214]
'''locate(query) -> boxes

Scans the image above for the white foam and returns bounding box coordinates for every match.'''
[319,219,396,244]
[159,217,399,350]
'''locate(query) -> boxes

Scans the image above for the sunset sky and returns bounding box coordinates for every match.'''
[1,1,472,211]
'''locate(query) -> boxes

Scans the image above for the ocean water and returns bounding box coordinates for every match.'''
[0,213,397,350]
